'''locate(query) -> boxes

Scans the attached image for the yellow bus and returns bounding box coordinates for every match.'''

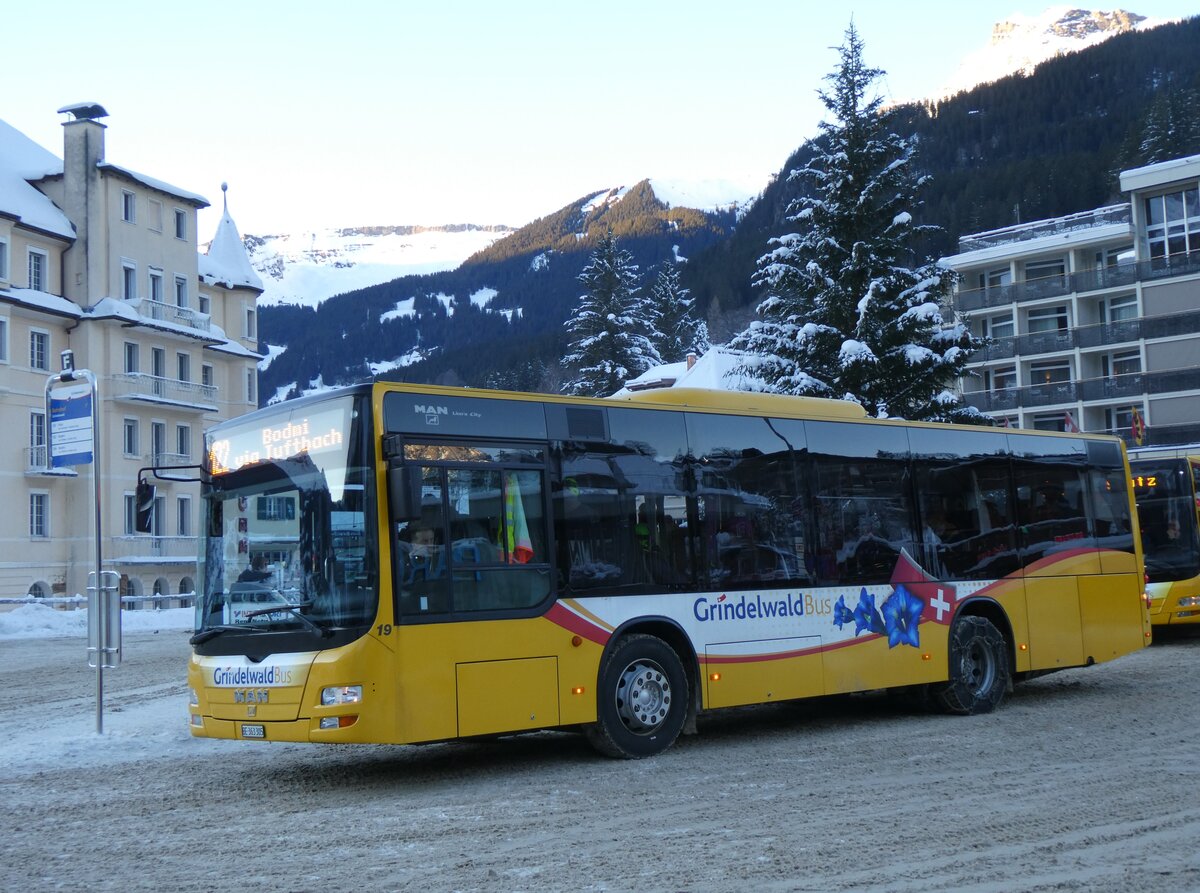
[1130,453,1200,626]
[175,382,1150,758]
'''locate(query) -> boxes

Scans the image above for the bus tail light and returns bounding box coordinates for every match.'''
[322,685,362,706]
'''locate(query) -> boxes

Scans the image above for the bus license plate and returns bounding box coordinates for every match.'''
[241,723,265,739]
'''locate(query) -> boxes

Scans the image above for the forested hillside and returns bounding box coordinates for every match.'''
[259,15,1200,400]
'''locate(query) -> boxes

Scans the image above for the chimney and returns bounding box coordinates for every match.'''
[57,103,108,306]
[686,352,697,370]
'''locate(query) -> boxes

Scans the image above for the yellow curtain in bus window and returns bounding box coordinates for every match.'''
[503,472,533,564]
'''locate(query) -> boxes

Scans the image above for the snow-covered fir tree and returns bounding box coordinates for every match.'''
[728,23,983,421]
[561,229,661,397]
[647,260,711,363]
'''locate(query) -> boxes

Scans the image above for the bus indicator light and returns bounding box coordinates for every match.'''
[571,635,582,648]
[572,686,585,696]
[1019,643,1028,651]
[709,672,721,682]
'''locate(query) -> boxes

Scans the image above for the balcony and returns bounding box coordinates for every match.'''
[110,373,217,411]
[955,249,1200,313]
[957,205,1132,253]
[143,451,194,470]
[969,309,1200,362]
[964,365,1200,413]
[23,446,79,477]
[130,298,211,334]
[108,535,199,563]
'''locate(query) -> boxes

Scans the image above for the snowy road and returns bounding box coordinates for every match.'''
[3,624,1200,892]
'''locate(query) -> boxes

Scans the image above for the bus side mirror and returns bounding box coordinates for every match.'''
[388,463,421,522]
[135,478,156,533]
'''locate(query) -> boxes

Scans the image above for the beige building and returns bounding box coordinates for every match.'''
[944,154,1200,446]
[1,104,262,602]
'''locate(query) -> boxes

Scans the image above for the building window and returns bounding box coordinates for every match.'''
[244,306,257,340]
[977,267,1011,290]
[123,493,137,536]
[1025,258,1066,283]
[1104,351,1141,377]
[1030,359,1072,385]
[1026,305,1069,333]
[0,236,8,281]
[201,363,214,388]
[177,496,192,537]
[122,261,137,301]
[151,421,166,462]
[1145,186,1200,259]
[148,199,163,232]
[152,495,166,537]
[149,269,164,304]
[151,347,165,379]
[986,365,1017,391]
[174,276,188,308]
[1031,413,1067,432]
[124,341,139,374]
[122,190,136,223]
[246,368,257,404]
[28,249,47,291]
[174,209,187,240]
[1104,295,1138,323]
[0,316,8,363]
[30,330,49,370]
[1105,406,1136,436]
[176,424,191,458]
[30,411,46,467]
[1095,245,1134,268]
[30,492,49,537]
[123,418,139,457]
[198,292,211,316]
[983,314,1014,340]
[177,352,190,382]
[256,495,296,521]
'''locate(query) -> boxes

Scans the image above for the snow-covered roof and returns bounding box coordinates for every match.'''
[1,287,82,318]
[96,162,209,207]
[201,203,263,292]
[0,118,74,239]
[612,347,762,397]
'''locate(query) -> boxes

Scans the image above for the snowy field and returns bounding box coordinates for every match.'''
[3,605,1200,892]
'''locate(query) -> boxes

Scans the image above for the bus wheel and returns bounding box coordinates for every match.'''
[585,634,689,759]
[934,616,1010,715]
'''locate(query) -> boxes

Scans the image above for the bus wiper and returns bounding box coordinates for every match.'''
[243,604,332,638]
[189,625,246,645]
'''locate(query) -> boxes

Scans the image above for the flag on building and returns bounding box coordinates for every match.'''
[1063,411,1080,433]
[1131,406,1146,445]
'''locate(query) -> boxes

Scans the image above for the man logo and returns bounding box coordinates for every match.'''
[415,404,448,426]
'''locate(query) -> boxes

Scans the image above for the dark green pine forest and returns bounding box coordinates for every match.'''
[258,15,1200,402]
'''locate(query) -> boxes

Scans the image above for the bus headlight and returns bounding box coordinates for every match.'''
[1179,596,1200,607]
[189,687,199,707]
[322,685,362,706]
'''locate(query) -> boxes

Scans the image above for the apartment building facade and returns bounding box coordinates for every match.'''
[1,104,263,601]
[943,154,1200,447]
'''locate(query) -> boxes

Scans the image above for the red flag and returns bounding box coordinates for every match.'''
[1063,411,1080,433]
[1131,406,1146,445]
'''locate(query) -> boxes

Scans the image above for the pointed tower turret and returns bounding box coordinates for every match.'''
[201,183,263,291]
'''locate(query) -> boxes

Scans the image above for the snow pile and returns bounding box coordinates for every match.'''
[0,602,194,639]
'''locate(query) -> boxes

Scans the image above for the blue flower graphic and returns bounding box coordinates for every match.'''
[833,594,854,630]
[881,584,925,649]
[852,588,886,636]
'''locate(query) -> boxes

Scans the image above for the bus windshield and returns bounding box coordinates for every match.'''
[195,394,377,642]
[1133,458,1200,583]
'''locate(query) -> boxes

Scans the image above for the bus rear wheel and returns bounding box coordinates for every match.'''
[934,616,1010,715]
[586,634,688,759]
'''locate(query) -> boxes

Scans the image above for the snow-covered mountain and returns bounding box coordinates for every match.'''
[935,6,1176,99]
[242,224,515,308]
[241,179,758,311]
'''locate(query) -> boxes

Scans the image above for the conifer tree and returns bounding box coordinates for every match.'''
[729,23,983,421]
[561,229,661,397]
[647,260,711,363]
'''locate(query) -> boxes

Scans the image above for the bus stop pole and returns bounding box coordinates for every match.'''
[90,370,103,735]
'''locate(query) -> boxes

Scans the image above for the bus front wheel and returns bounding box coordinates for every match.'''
[934,616,1010,715]
[586,634,689,759]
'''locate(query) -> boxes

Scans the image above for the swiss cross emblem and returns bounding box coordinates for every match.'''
[890,550,958,625]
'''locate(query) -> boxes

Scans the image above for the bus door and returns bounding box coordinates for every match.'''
[389,441,552,619]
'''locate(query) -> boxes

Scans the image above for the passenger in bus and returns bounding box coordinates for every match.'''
[237,554,272,584]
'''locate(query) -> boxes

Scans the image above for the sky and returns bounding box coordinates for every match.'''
[3,1,1197,239]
